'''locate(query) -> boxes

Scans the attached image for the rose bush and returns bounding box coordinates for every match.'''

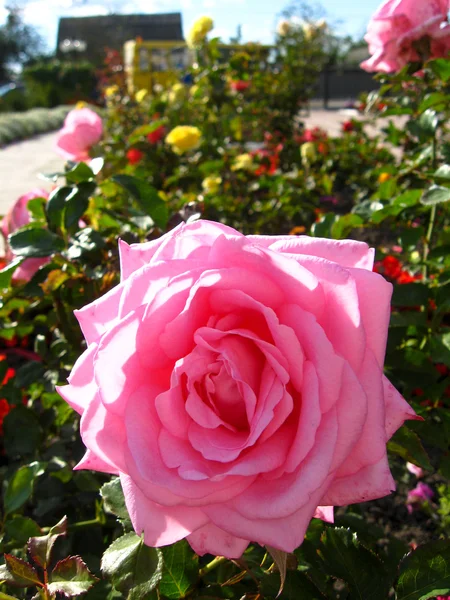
[58,220,417,558]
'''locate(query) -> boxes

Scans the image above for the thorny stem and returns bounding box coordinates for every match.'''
[41,517,101,535]
[422,135,438,279]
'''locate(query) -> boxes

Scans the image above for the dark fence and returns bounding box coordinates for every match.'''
[314,67,380,107]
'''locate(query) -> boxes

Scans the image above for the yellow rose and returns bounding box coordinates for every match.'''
[231,153,254,171]
[135,88,149,103]
[277,19,291,36]
[187,16,214,48]
[202,175,222,194]
[168,82,185,104]
[75,101,87,109]
[166,126,202,154]
[378,172,391,184]
[104,85,119,98]
[300,142,317,163]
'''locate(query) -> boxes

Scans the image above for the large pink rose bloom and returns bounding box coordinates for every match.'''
[1,189,50,281]
[361,0,450,73]
[58,221,418,558]
[55,108,103,162]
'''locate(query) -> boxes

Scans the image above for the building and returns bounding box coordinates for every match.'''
[56,12,184,64]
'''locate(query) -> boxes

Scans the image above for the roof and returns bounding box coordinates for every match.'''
[56,13,184,63]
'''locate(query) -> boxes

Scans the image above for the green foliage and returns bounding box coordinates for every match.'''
[396,539,450,599]
[159,540,199,599]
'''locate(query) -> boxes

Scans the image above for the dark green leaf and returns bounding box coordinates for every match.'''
[90,157,104,175]
[8,227,65,258]
[421,186,450,206]
[65,162,95,184]
[434,165,450,181]
[387,426,432,470]
[430,332,450,367]
[14,362,45,388]
[28,516,68,569]
[64,182,96,229]
[260,571,325,599]
[396,539,450,599]
[4,516,42,545]
[100,478,129,521]
[318,527,391,600]
[66,228,106,260]
[101,532,163,598]
[159,539,198,599]
[0,258,23,289]
[112,174,168,229]
[419,110,439,137]
[2,555,41,587]
[47,556,99,597]
[4,462,45,515]
[46,186,72,230]
[392,283,429,307]
[27,197,47,221]
[418,93,447,113]
[3,406,42,457]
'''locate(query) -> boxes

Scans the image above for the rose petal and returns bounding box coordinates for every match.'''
[187,522,249,558]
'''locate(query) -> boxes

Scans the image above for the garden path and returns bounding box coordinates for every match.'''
[0,108,384,217]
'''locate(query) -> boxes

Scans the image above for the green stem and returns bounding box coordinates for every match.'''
[422,203,437,279]
[41,518,100,535]
[0,593,22,600]
[198,555,228,578]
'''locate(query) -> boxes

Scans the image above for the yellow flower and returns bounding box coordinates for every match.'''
[166,126,202,154]
[231,153,254,172]
[378,172,391,183]
[168,82,185,104]
[202,175,222,194]
[277,19,291,36]
[135,88,148,103]
[104,85,119,98]
[300,142,317,163]
[158,191,169,202]
[190,84,200,97]
[75,101,87,109]
[187,16,214,48]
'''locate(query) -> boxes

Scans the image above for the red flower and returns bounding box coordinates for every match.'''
[342,120,356,133]
[230,80,251,92]
[0,355,15,436]
[127,148,144,165]
[374,256,422,284]
[251,144,283,176]
[147,125,166,145]
[298,127,328,144]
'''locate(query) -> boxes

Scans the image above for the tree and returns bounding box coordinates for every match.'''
[0,3,45,82]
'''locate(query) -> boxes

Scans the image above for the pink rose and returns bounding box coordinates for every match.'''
[55,107,103,162]
[406,462,424,478]
[406,482,434,513]
[1,189,50,282]
[361,0,450,73]
[57,221,418,558]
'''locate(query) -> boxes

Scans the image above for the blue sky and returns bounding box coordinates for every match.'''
[0,0,381,52]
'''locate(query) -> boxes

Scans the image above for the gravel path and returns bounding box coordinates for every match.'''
[0,108,371,218]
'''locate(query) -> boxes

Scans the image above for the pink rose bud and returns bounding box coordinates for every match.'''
[361,0,450,73]
[406,482,434,514]
[406,462,424,478]
[55,107,103,162]
[57,221,419,559]
[1,189,50,282]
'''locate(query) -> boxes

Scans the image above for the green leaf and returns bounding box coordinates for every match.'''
[434,165,450,181]
[47,556,99,597]
[66,228,105,260]
[100,478,129,521]
[101,532,163,598]
[64,182,96,229]
[90,157,104,175]
[418,93,447,113]
[392,283,429,308]
[3,462,45,515]
[4,516,42,546]
[0,258,23,289]
[421,186,450,206]
[387,425,432,470]
[396,539,450,599]
[112,174,168,229]
[28,516,68,569]
[2,554,41,587]
[260,571,325,599]
[430,332,450,367]
[65,161,95,184]
[14,362,45,388]
[8,227,65,258]
[46,186,72,230]
[3,406,42,457]
[393,190,423,208]
[318,527,391,599]
[159,539,198,599]
[27,197,47,221]
[429,58,450,82]
[419,110,439,137]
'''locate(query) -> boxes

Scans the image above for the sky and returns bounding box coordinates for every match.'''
[0,0,381,53]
